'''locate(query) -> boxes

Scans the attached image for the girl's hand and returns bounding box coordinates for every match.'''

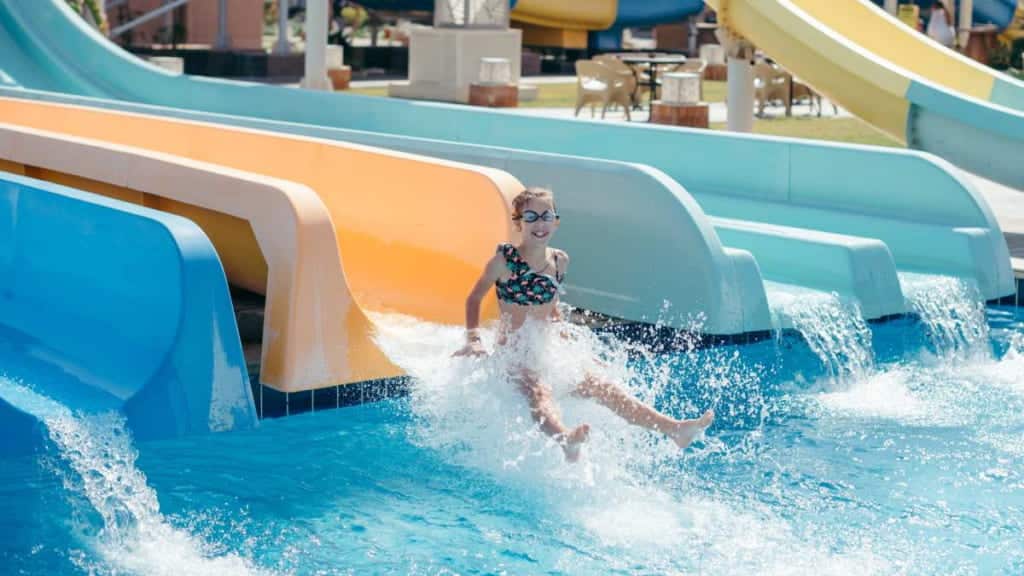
[453,341,488,358]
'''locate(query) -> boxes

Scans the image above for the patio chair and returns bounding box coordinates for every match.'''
[754,61,791,116]
[791,79,839,117]
[593,54,646,107]
[574,60,633,121]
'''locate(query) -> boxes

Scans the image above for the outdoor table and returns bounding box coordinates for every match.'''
[618,54,688,110]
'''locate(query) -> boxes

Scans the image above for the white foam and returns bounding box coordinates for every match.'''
[370,312,894,573]
[900,273,990,360]
[811,332,1024,426]
[0,377,269,576]
[815,367,927,420]
[767,285,875,380]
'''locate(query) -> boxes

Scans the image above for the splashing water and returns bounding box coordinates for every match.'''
[767,284,875,380]
[0,377,267,576]
[900,273,989,360]
[368,311,898,573]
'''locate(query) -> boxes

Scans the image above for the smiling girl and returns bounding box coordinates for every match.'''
[454,187,714,462]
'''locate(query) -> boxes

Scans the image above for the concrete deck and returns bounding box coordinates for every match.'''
[963,172,1024,277]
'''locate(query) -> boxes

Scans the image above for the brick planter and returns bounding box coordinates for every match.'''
[650,102,710,128]
[704,63,728,81]
[468,83,518,107]
[328,66,351,91]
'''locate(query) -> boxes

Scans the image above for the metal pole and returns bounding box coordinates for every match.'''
[164,0,172,39]
[727,55,754,132]
[464,0,471,26]
[215,0,230,49]
[958,0,973,51]
[301,0,331,90]
[274,0,290,54]
[109,0,189,37]
[717,28,755,133]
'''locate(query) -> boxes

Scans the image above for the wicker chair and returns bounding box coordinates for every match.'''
[753,61,791,116]
[574,60,633,121]
[593,54,646,108]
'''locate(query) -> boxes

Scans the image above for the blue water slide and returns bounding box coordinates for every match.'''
[351,0,704,28]
[614,0,706,26]
[0,173,256,456]
[0,0,1012,315]
[869,0,1021,30]
[591,0,706,51]
[350,0,519,13]
[0,0,783,334]
[973,0,1021,28]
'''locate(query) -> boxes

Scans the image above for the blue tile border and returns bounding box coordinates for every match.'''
[244,285,1024,420]
[990,277,1023,307]
[252,378,411,419]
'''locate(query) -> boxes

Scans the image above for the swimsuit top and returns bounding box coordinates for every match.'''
[494,243,564,306]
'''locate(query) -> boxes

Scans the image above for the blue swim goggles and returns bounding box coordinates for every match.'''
[517,210,559,223]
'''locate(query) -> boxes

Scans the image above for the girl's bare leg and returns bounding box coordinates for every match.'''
[517,370,590,462]
[575,375,713,448]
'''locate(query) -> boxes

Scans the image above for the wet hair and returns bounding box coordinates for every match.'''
[511,187,557,221]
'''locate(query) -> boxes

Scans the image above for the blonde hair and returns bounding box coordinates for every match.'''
[511,187,556,220]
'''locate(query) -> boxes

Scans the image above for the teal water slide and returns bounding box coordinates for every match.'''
[0,0,1013,331]
[0,172,257,456]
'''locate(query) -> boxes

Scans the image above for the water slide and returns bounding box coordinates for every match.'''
[354,0,706,37]
[0,96,520,393]
[0,171,257,455]
[0,0,782,335]
[868,0,1022,30]
[704,0,1024,190]
[795,1,1024,115]
[0,1,1013,330]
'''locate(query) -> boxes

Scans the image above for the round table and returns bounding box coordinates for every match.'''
[617,55,688,110]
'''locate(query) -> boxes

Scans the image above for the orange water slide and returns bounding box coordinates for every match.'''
[0,97,523,391]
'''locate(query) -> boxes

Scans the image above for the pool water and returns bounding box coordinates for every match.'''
[0,285,1022,574]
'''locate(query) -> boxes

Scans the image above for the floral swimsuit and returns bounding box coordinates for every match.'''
[494,243,564,306]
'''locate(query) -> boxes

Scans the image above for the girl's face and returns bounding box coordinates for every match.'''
[517,197,559,247]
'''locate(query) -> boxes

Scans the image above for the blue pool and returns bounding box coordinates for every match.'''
[1,279,1022,575]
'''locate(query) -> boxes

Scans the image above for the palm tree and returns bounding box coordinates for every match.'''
[65,0,109,34]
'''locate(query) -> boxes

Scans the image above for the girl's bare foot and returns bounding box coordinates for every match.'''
[560,424,591,463]
[670,410,714,449]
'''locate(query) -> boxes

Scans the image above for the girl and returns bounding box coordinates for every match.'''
[454,187,714,462]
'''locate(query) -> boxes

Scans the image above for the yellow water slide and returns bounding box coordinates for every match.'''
[706,0,1024,189]
[791,0,1024,112]
[510,0,617,48]
[0,97,522,392]
[511,0,617,30]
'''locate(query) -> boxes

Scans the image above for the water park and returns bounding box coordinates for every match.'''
[1,0,1024,573]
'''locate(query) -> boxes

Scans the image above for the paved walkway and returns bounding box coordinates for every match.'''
[508,99,849,123]
[962,172,1024,275]
[353,77,850,123]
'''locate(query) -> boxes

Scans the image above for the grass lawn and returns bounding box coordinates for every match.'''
[347,79,901,147]
[348,85,389,97]
[515,80,728,108]
[349,80,727,107]
[711,117,902,147]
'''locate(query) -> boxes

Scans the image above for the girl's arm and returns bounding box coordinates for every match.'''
[453,253,506,357]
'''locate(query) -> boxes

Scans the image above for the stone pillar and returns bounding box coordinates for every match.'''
[718,28,755,133]
[958,0,974,50]
[274,0,290,54]
[215,0,229,49]
[302,0,331,91]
